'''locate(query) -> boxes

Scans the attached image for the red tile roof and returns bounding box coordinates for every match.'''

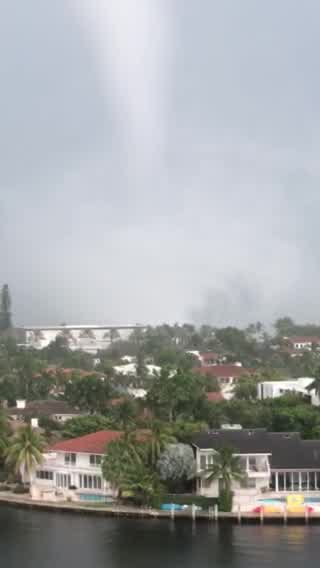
[200,352,219,361]
[207,392,224,402]
[197,365,253,379]
[48,430,122,454]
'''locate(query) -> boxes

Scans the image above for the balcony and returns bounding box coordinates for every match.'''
[238,455,270,478]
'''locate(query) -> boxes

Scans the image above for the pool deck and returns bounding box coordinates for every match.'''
[1,492,320,524]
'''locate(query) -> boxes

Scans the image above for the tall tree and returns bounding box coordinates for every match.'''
[0,284,12,331]
[145,420,176,466]
[204,446,243,506]
[6,425,44,483]
[64,374,114,414]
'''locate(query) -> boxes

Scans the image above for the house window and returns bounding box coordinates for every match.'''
[248,457,258,472]
[56,473,71,488]
[36,470,53,480]
[285,472,292,491]
[309,472,316,490]
[64,453,76,466]
[292,472,299,491]
[278,473,285,491]
[79,474,102,490]
[90,454,102,466]
[301,472,308,490]
[200,455,207,470]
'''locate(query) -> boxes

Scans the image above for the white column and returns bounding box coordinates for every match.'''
[307,472,310,491]
[291,472,294,492]
[275,472,279,492]
[299,472,302,491]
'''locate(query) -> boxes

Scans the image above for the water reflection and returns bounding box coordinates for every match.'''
[0,507,319,568]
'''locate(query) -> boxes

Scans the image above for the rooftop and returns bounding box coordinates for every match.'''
[49,430,123,454]
[192,429,320,469]
[197,365,253,379]
[7,400,81,418]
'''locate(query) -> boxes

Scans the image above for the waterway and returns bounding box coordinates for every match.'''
[0,505,319,567]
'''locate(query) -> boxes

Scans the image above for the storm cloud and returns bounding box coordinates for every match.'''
[1,0,320,327]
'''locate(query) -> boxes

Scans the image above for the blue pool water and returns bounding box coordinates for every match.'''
[79,494,107,502]
[259,497,320,504]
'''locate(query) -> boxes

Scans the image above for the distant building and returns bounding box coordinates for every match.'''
[282,336,320,352]
[187,351,225,366]
[22,324,146,354]
[197,364,254,399]
[7,399,83,424]
[113,362,161,377]
[257,378,320,406]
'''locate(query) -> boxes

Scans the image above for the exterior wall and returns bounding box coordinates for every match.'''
[31,450,117,501]
[195,447,271,498]
[51,413,80,423]
[257,379,320,406]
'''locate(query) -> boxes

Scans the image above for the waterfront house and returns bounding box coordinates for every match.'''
[30,430,122,502]
[192,428,320,509]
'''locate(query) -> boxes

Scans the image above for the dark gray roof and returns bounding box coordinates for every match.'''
[7,400,80,418]
[192,429,320,470]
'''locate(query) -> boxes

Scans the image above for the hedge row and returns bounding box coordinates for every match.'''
[162,494,218,509]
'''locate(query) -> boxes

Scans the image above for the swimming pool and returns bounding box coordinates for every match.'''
[79,494,108,502]
[259,497,320,504]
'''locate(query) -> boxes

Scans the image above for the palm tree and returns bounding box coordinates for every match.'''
[0,412,9,462]
[121,460,163,506]
[204,447,243,495]
[6,425,45,483]
[146,420,176,466]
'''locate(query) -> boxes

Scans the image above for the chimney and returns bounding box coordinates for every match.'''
[31,417,39,429]
[16,400,26,409]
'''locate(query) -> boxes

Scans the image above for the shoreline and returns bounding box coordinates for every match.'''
[1,493,320,524]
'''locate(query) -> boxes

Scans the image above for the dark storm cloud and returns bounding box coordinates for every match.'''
[1,0,320,326]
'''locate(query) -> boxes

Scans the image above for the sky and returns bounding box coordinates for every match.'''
[1,0,320,327]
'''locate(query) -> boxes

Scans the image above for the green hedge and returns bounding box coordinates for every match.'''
[162,494,217,510]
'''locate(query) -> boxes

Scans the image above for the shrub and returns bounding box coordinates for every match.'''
[0,484,10,491]
[0,471,7,483]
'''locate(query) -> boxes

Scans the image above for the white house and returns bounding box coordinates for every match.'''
[192,428,320,510]
[30,430,122,502]
[257,378,320,406]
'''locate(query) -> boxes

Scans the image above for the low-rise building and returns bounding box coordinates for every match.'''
[192,428,320,509]
[7,399,82,424]
[282,336,320,352]
[197,364,254,399]
[257,378,320,406]
[30,430,122,502]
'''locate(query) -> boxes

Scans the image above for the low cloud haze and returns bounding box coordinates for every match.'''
[1,1,320,327]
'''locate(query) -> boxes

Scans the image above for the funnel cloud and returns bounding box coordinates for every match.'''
[1,1,320,327]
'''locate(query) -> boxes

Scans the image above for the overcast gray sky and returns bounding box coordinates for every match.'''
[1,0,320,327]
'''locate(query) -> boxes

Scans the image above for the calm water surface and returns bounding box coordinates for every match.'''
[0,506,319,567]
